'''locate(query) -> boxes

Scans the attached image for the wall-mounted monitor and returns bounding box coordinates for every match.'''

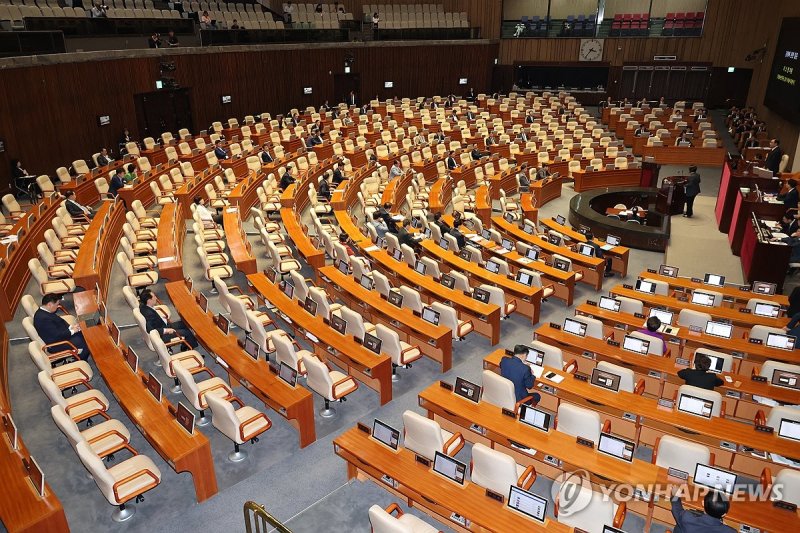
[303,87,313,95]
[97,115,111,126]
[384,81,394,88]
[221,95,232,104]
[459,78,468,85]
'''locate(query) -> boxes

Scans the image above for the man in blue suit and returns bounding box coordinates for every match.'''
[213,140,229,160]
[139,289,198,349]
[671,489,735,532]
[33,293,91,361]
[499,344,540,405]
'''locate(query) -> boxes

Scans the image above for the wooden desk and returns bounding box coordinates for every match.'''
[280,207,325,275]
[82,324,218,502]
[156,202,184,282]
[0,322,68,533]
[222,208,257,275]
[474,185,491,226]
[572,168,643,193]
[482,344,799,479]
[520,193,539,224]
[640,145,725,167]
[729,189,786,256]
[72,201,112,291]
[609,285,787,331]
[539,218,629,277]
[317,265,453,371]
[247,273,393,406]
[492,216,604,291]
[419,239,543,325]
[530,178,564,207]
[334,214,501,345]
[333,427,572,533]
[179,150,210,172]
[639,271,789,307]
[573,302,800,406]
[165,282,317,447]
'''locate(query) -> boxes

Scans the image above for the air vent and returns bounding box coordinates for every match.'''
[653,55,677,61]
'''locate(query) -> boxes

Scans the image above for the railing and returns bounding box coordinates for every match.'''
[200,27,349,45]
[243,501,292,533]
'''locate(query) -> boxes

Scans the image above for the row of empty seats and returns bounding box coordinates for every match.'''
[609,12,649,36]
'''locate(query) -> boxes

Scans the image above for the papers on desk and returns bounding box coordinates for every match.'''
[467,234,482,243]
[391,215,403,221]
[493,248,509,255]
[225,207,239,213]
[770,453,800,468]
[601,244,615,251]
[772,232,789,239]
[157,256,175,262]
[0,235,18,245]
[517,257,533,265]
[364,245,379,252]
[543,373,564,384]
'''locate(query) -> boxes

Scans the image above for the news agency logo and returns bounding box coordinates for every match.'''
[550,469,784,513]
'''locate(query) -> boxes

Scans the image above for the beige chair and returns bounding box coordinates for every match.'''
[402,410,464,461]
[197,247,234,281]
[174,364,235,426]
[652,435,712,476]
[76,441,162,522]
[470,442,536,495]
[595,360,642,394]
[555,476,625,533]
[676,384,723,417]
[764,469,800,506]
[117,252,158,290]
[368,504,440,533]
[762,405,800,431]
[206,394,271,462]
[430,301,473,340]
[38,370,110,425]
[375,323,423,381]
[628,330,665,356]
[748,324,786,343]
[304,354,358,418]
[29,341,92,392]
[481,370,535,412]
[478,284,516,319]
[28,258,75,296]
[51,405,133,460]
[677,309,713,330]
[150,331,204,393]
[273,332,310,377]
[555,403,607,443]
[2,194,24,219]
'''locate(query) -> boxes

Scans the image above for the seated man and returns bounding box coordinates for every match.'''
[34,294,91,361]
[194,195,222,225]
[500,344,540,405]
[63,190,94,220]
[279,166,296,191]
[517,170,530,193]
[637,316,667,354]
[97,148,113,167]
[388,160,403,181]
[536,162,551,180]
[582,231,614,278]
[108,167,125,198]
[677,353,724,390]
[371,211,389,240]
[671,486,735,532]
[139,289,198,349]
[213,140,229,160]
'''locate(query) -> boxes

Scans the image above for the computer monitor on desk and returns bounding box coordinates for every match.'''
[372,419,400,451]
[635,279,656,294]
[507,485,547,522]
[649,308,673,325]
[678,393,714,418]
[771,369,800,390]
[691,291,715,307]
[704,273,725,287]
[778,419,800,441]
[704,320,732,339]
[766,332,796,351]
[433,452,466,485]
[753,302,780,318]
[693,464,737,495]
[622,335,649,355]
[753,281,777,295]
[599,296,621,312]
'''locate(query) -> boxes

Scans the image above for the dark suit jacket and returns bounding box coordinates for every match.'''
[140,304,168,336]
[499,356,535,402]
[332,169,344,185]
[214,146,229,160]
[784,188,799,211]
[671,497,735,533]
[260,151,273,163]
[677,368,723,390]
[446,157,457,170]
[97,155,112,167]
[279,173,295,190]
[33,308,72,348]
[685,172,701,196]
[765,147,783,174]
[109,175,125,197]
[65,199,87,217]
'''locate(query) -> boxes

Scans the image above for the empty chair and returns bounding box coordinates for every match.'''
[206,394,271,462]
[628,330,666,356]
[595,360,641,393]
[197,247,234,281]
[470,442,536,495]
[616,295,643,315]
[676,384,723,417]
[398,286,423,314]
[174,364,235,426]
[554,477,625,533]
[762,405,800,431]
[76,441,162,522]
[478,284,516,319]
[38,371,110,425]
[375,323,423,380]
[51,405,132,460]
[677,309,712,330]
[368,504,439,533]
[2,194,24,220]
[304,355,358,418]
[29,341,92,391]
[764,469,800,507]
[273,332,311,377]
[29,258,75,296]
[430,301,472,340]
[652,434,712,476]
[402,410,464,461]
[150,331,204,393]
[555,402,607,443]
[117,252,158,291]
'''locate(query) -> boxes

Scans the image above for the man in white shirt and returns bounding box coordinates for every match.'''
[388,160,403,181]
[193,196,221,225]
[282,1,294,22]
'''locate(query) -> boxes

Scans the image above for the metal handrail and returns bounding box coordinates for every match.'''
[243,501,293,533]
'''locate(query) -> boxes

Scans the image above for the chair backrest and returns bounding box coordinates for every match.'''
[616,296,643,315]
[556,480,616,532]
[273,333,302,372]
[772,469,800,506]
[481,370,516,411]
[132,308,155,351]
[372,271,392,298]
[149,330,176,375]
[227,293,251,331]
[677,309,713,329]
[595,360,635,393]
[174,364,203,410]
[76,441,119,504]
[556,402,601,442]
[368,505,415,533]
[654,434,710,475]
[629,330,664,355]
[50,404,85,450]
[677,384,722,417]
[206,394,244,444]
[694,348,733,373]
[765,405,800,431]
[749,325,787,342]
[398,286,423,313]
[576,315,604,340]
[402,410,444,460]
[471,442,520,495]
[37,370,67,409]
[304,355,334,400]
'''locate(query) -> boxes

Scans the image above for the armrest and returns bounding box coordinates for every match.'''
[168,353,203,374]
[192,366,216,379]
[613,501,626,528]
[198,383,233,406]
[443,431,465,457]
[45,279,73,292]
[331,375,358,400]
[634,379,646,395]
[601,419,611,433]
[384,503,403,517]
[239,412,270,441]
[44,341,79,361]
[751,366,759,377]
[754,409,766,427]
[760,467,772,492]
[65,397,106,417]
[86,428,134,451]
[517,465,537,491]
[51,365,91,382]
[720,400,726,419]
[112,469,160,503]
[563,358,578,374]
[515,395,537,413]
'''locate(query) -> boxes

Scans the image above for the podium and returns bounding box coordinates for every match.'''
[656,176,687,216]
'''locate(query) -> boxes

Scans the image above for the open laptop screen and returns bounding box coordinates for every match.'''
[433,451,466,485]
[622,335,649,355]
[693,464,737,494]
[704,320,732,339]
[598,433,635,461]
[678,393,714,418]
[563,318,587,337]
